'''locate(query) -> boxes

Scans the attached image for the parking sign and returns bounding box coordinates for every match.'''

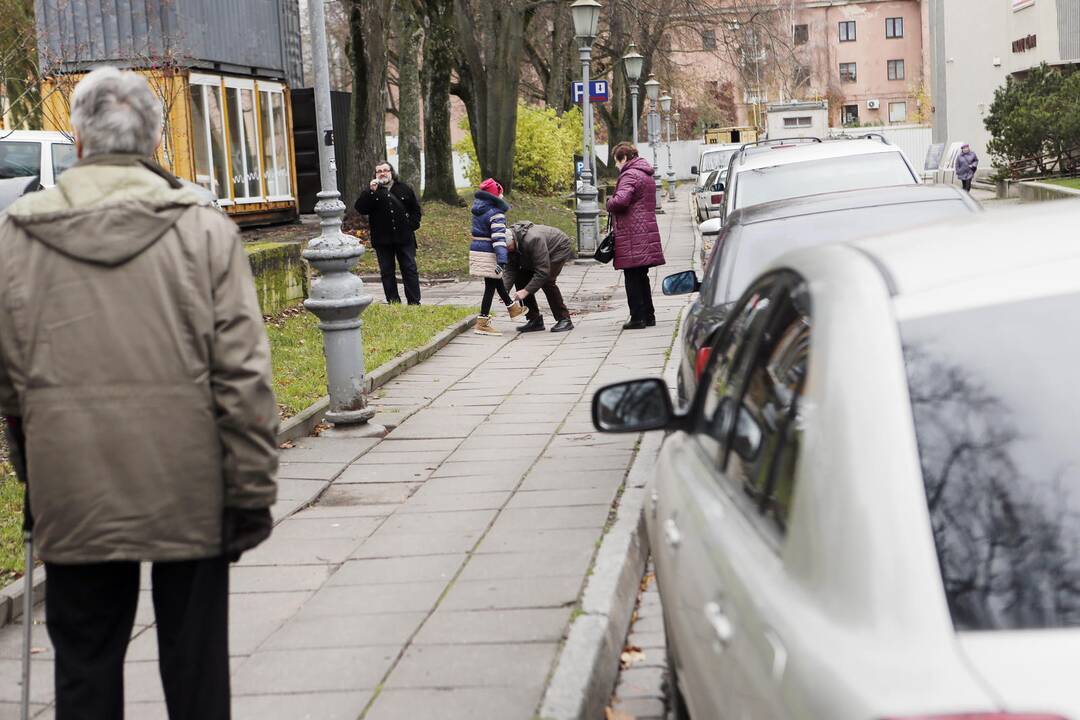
[572,80,610,103]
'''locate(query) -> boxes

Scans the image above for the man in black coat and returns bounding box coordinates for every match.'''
[354,161,422,304]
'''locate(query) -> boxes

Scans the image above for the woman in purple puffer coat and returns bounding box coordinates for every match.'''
[606,142,665,330]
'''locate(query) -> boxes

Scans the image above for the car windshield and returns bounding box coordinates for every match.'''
[0,141,42,180]
[735,152,916,209]
[715,199,969,304]
[52,143,77,178]
[901,292,1080,631]
[701,150,735,173]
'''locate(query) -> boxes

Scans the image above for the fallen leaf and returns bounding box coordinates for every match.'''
[30,647,47,655]
[604,707,634,720]
[620,645,646,669]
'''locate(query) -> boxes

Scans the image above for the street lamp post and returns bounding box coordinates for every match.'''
[644,74,662,213]
[622,44,644,144]
[673,110,680,142]
[302,0,378,429]
[660,92,675,203]
[571,0,602,258]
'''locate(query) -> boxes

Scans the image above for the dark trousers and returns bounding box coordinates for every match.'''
[480,277,512,316]
[374,242,421,305]
[624,267,655,321]
[514,261,570,321]
[961,178,972,192]
[45,557,230,720]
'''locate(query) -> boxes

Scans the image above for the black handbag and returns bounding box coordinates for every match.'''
[594,216,615,264]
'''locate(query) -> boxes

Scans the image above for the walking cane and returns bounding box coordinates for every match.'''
[4,417,31,720]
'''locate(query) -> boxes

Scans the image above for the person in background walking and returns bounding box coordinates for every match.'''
[469,178,524,335]
[0,67,279,720]
[606,142,665,330]
[505,221,575,333]
[354,160,423,305]
[956,143,979,192]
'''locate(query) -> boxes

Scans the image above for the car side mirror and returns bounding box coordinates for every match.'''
[690,165,698,175]
[699,218,723,236]
[592,378,674,433]
[731,403,763,462]
[714,182,726,192]
[662,270,700,296]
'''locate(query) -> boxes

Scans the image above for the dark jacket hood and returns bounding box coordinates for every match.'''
[5,154,204,267]
[472,191,510,216]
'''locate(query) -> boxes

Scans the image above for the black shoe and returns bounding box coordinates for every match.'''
[517,317,545,333]
[623,318,647,330]
[645,314,656,327]
[550,318,574,333]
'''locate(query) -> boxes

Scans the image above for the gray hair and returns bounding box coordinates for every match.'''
[70,67,163,158]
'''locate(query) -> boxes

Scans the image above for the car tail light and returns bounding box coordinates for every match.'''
[710,192,724,205]
[694,347,712,380]
[883,715,1068,720]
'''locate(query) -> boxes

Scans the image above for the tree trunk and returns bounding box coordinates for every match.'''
[346,0,391,209]
[394,0,423,190]
[420,0,462,204]
[544,6,575,113]
[454,0,529,194]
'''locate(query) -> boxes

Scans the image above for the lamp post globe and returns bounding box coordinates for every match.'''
[659,93,672,114]
[571,0,602,257]
[660,93,675,202]
[622,43,644,143]
[644,74,660,103]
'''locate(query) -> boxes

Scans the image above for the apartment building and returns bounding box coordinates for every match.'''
[673,0,928,130]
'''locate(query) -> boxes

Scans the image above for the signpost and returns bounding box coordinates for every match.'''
[572,80,610,103]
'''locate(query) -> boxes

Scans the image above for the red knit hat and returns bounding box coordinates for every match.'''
[479,178,502,196]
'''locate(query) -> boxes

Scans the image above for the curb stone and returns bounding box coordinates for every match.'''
[537,429,661,720]
[275,313,477,444]
[0,312,478,630]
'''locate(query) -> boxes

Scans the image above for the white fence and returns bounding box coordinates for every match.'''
[827,124,933,173]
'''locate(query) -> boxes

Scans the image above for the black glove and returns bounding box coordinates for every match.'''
[222,507,273,562]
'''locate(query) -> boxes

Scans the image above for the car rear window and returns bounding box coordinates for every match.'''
[735,152,916,209]
[717,199,970,304]
[701,150,735,173]
[0,141,41,179]
[901,293,1080,631]
[52,143,77,178]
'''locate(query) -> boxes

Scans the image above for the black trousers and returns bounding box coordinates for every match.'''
[480,277,513,316]
[45,557,230,720]
[374,242,421,305]
[514,261,570,321]
[961,178,972,192]
[623,267,655,321]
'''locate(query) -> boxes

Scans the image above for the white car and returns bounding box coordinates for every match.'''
[722,136,920,220]
[594,202,1080,719]
[0,130,77,186]
[693,168,727,223]
[691,144,739,193]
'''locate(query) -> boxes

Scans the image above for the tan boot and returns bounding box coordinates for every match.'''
[507,300,526,319]
[473,315,502,336]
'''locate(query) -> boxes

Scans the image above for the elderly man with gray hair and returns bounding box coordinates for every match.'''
[0,67,278,719]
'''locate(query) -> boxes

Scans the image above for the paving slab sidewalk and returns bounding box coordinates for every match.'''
[0,193,696,720]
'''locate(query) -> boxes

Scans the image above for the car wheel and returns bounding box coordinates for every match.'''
[663,617,691,720]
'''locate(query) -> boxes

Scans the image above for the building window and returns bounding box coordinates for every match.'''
[702,30,717,50]
[839,62,857,83]
[839,20,856,42]
[794,64,811,88]
[744,86,766,104]
[258,83,291,199]
[189,76,230,203]
[783,116,813,128]
[842,104,860,125]
[225,82,262,201]
[889,101,908,123]
[888,59,906,80]
[886,17,904,38]
[794,24,808,45]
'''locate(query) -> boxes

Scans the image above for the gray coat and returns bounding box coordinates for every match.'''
[0,155,279,563]
[505,222,574,295]
[956,150,979,181]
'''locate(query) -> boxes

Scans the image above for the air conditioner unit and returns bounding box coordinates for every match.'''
[866,99,881,109]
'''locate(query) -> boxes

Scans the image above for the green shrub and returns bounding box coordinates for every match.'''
[455,104,583,195]
[985,63,1080,174]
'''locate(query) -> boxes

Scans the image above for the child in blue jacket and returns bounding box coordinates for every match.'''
[469,178,523,335]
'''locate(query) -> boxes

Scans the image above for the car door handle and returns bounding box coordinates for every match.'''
[663,517,681,549]
[704,601,734,647]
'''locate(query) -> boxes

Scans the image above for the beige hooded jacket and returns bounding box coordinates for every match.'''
[0,155,278,563]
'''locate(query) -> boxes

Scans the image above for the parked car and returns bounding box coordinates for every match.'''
[693,168,727,223]
[721,136,920,221]
[593,201,1080,720]
[691,144,739,193]
[0,130,77,186]
[667,184,980,404]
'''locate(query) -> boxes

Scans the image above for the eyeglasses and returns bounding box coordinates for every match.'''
[375,169,392,174]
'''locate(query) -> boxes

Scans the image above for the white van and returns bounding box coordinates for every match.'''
[690,143,740,191]
[0,130,77,187]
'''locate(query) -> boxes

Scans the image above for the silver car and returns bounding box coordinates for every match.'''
[593,202,1080,719]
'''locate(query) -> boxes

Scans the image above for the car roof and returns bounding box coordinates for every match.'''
[734,138,905,172]
[729,184,973,226]
[0,130,73,143]
[852,202,1080,300]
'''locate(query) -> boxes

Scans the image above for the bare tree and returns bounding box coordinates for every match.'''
[392,0,423,189]
[0,0,40,131]
[417,0,461,203]
[345,0,392,208]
